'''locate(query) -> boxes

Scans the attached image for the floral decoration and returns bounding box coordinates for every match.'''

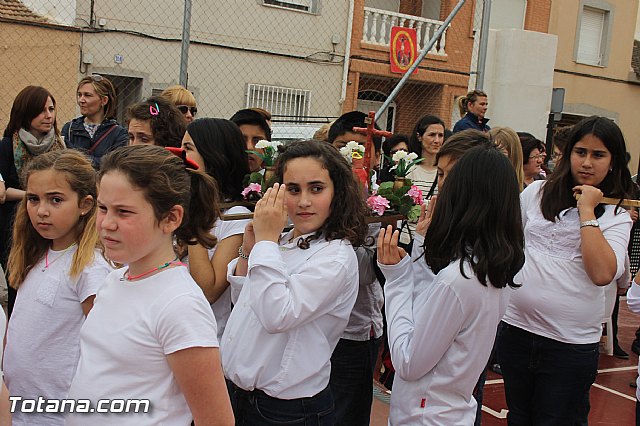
[241,182,263,200]
[388,150,423,178]
[247,140,283,167]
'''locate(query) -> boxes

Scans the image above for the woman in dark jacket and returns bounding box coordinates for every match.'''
[453,90,490,133]
[61,75,127,168]
[0,86,66,314]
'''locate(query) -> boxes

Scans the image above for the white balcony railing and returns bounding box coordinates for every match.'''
[362,7,449,56]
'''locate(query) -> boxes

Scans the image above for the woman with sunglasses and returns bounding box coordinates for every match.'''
[160,85,198,124]
[61,75,128,169]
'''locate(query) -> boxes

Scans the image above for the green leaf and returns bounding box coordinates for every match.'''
[378,181,394,191]
[407,205,422,221]
[248,172,263,184]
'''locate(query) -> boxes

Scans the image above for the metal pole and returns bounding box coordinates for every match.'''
[179,0,192,87]
[375,0,467,122]
[475,0,491,90]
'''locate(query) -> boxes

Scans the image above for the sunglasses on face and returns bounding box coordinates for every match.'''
[176,105,197,116]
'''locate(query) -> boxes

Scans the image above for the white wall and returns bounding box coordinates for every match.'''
[23,0,76,25]
[483,29,558,139]
[364,0,398,12]
[489,0,527,30]
[636,1,640,40]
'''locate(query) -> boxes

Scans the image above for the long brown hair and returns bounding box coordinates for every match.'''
[3,86,60,138]
[98,145,219,249]
[540,116,634,221]
[274,140,368,248]
[8,150,99,288]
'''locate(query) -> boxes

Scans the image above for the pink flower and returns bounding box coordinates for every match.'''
[407,186,424,205]
[242,183,262,199]
[367,195,390,216]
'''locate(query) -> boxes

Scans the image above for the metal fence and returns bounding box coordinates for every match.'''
[0,0,487,140]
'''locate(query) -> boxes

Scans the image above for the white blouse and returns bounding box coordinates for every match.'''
[221,231,359,399]
[503,180,632,344]
[379,255,509,425]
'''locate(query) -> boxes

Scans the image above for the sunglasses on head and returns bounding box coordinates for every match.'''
[89,74,104,82]
[176,105,197,116]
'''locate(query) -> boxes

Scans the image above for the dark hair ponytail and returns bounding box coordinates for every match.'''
[99,145,220,249]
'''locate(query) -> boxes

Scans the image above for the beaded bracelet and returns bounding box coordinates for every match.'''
[238,245,250,260]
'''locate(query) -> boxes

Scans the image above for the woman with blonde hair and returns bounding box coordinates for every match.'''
[453,90,490,133]
[491,126,525,191]
[61,75,128,168]
[160,85,197,123]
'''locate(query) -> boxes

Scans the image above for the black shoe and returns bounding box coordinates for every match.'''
[632,341,640,356]
[613,346,630,359]
[490,363,502,375]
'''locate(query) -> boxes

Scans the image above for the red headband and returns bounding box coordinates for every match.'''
[165,147,200,170]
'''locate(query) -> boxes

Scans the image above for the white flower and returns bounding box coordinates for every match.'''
[392,150,409,162]
[345,141,365,152]
[270,141,283,149]
[255,140,270,149]
[406,152,418,161]
[339,146,352,157]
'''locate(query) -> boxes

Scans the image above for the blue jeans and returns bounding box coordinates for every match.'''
[497,322,599,425]
[231,384,335,425]
[329,337,381,426]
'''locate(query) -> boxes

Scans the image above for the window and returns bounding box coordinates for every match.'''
[574,1,613,67]
[246,84,311,122]
[577,8,605,65]
[263,0,317,13]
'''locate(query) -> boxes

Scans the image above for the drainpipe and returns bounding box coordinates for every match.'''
[179,0,192,87]
[339,0,355,106]
[476,0,491,90]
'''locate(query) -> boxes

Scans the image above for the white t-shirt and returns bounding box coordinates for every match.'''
[207,205,251,342]
[379,256,509,425]
[66,266,218,426]
[222,232,359,399]
[4,248,111,426]
[503,180,632,344]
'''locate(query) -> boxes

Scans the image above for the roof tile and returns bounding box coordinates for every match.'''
[0,0,48,23]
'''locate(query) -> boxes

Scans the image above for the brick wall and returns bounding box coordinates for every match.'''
[524,0,551,33]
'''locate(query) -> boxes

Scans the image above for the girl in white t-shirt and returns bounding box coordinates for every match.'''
[498,116,635,424]
[377,146,524,425]
[222,140,368,425]
[181,118,251,341]
[66,145,234,426]
[4,150,112,426]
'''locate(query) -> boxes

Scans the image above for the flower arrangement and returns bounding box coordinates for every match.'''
[241,182,262,201]
[247,140,283,167]
[339,141,365,164]
[367,195,390,216]
[388,150,422,178]
[367,179,423,220]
